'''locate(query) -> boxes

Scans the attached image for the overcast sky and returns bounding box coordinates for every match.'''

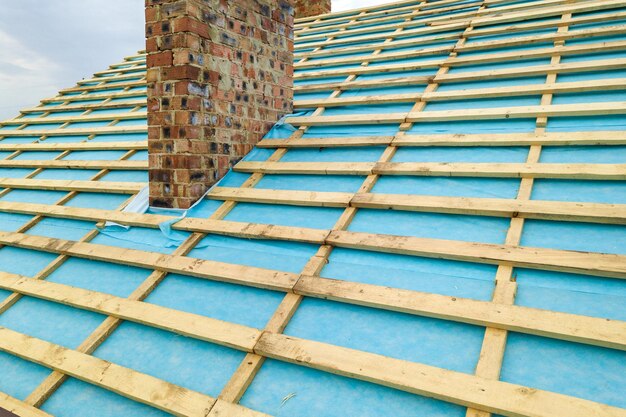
[0,0,387,120]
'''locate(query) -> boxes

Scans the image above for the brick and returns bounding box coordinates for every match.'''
[147,0,294,209]
[294,0,330,18]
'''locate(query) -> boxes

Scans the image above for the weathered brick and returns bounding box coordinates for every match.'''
[146,0,294,209]
[294,0,330,18]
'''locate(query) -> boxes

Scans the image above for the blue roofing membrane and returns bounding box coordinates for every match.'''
[0,0,625,416]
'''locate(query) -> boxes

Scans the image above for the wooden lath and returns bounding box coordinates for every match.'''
[296,11,626,58]
[294,0,623,47]
[0,236,625,350]
[1,110,146,126]
[256,333,626,417]
[258,131,626,148]
[0,327,267,417]
[0,392,53,417]
[0,141,147,152]
[20,98,146,114]
[294,78,626,109]
[234,161,626,180]
[295,25,626,68]
[0,125,146,137]
[0,178,144,194]
[0,159,147,170]
[0,270,624,417]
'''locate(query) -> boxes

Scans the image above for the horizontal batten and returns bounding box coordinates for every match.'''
[0,160,147,170]
[208,186,354,207]
[258,132,626,148]
[0,125,146,137]
[296,27,626,69]
[60,80,144,94]
[0,391,53,417]
[257,136,394,148]
[20,98,146,114]
[0,141,147,152]
[2,111,146,126]
[234,161,626,180]
[328,230,626,279]
[256,333,626,417]
[0,273,260,351]
[294,78,626,109]
[0,179,143,194]
[40,90,146,104]
[234,161,375,175]
[0,201,329,244]
[407,101,626,122]
[0,327,267,417]
[285,113,407,125]
[350,193,626,224]
[294,276,626,350]
[375,162,626,180]
[294,76,432,93]
[0,232,298,291]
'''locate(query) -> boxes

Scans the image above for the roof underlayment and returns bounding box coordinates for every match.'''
[0,0,626,416]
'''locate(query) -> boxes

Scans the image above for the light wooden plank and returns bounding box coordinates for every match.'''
[59,80,144,94]
[40,90,146,104]
[296,26,626,69]
[437,57,626,83]
[296,0,583,43]
[295,58,441,79]
[470,0,625,27]
[0,201,329,244]
[77,72,146,86]
[467,9,626,39]
[374,162,626,180]
[295,32,460,59]
[0,232,298,291]
[295,78,626,109]
[295,4,626,51]
[258,131,626,148]
[293,276,626,350]
[0,125,146,137]
[0,392,53,417]
[256,333,626,417]
[0,159,147,170]
[0,272,260,351]
[285,113,408,125]
[350,193,626,224]
[421,78,626,102]
[0,327,220,417]
[0,141,147,152]
[257,136,394,148]
[327,230,626,279]
[234,161,626,180]
[296,0,482,36]
[208,186,353,207]
[296,12,626,58]
[294,75,431,93]
[407,101,626,122]
[1,111,146,126]
[0,179,143,194]
[21,98,146,114]
[295,92,423,108]
[234,161,375,175]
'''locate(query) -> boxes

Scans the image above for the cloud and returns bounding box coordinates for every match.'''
[0,28,62,119]
[0,0,144,120]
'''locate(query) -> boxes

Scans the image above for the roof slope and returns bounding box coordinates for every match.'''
[1,0,626,416]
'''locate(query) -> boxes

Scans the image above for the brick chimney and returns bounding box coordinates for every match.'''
[145,0,294,209]
[295,0,331,18]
